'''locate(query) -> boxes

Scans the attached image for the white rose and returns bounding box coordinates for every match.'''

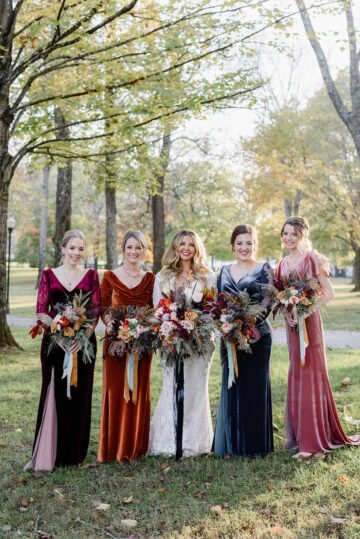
[192,291,203,303]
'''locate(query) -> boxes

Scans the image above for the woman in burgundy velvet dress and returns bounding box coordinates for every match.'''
[26,230,100,471]
[276,216,359,460]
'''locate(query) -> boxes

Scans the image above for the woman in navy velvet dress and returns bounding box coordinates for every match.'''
[213,224,274,457]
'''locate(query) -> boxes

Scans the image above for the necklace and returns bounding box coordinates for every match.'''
[61,266,81,286]
[122,264,141,279]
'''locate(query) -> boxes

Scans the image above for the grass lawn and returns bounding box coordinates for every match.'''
[1,329,360,538]
[8,267,360,331]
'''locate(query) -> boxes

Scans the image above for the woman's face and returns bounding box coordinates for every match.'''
[178,235,196,262]
[62,238,85,265]
[282,224,301,251]
[233,233,256,262]
[123,237,143,265]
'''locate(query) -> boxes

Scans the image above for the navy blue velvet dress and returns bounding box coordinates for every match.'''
[213,262,274,457]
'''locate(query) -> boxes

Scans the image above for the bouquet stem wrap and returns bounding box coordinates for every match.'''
[225,337,239,389]
[124,351,139,404]
[62,351,78,399]
[173,360,185,461]
[298,315,309,367]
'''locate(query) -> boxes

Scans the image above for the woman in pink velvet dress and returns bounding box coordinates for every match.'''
[25,230,100,472]
[275,216,359,460]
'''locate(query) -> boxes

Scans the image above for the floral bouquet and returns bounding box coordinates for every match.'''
[30,290,95,398]
[205,290,267,388]
[148,287,219,367]
[104,305,155,403]
[273,272,323,365]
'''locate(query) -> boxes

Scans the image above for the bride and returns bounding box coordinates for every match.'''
[148,230,216,457]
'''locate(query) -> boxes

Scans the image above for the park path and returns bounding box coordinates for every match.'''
[7,314,360,349]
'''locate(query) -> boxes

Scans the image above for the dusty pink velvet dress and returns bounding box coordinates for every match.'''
[276,252,360,453]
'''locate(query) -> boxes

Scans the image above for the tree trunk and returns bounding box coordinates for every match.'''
[283,198,292,218]
[352,244,360,291]
[105,178,118,269]
[36,166,50,288]
[53,108,72,266]
[152,132,171,273]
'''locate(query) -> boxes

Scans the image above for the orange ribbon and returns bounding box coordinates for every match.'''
[70,351,78,388]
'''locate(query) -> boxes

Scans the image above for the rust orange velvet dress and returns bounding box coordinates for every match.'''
[97,270,155,462]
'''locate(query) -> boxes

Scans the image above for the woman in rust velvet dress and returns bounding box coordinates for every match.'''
[276,216,360,459]
[26,230,100,471]
[98,231,155,462]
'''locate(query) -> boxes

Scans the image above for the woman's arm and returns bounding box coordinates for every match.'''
[153,272,163,308]
[36,270,52,326]
[100,271,113,325]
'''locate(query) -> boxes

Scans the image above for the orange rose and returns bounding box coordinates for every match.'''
[63,326,75,337]
[300,297,311,306]
[276,291,286,300]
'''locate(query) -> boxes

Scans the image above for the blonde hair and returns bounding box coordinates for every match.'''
[281,216,312,253]
[121,230,147,255]
[161,230,210,284]
[60,229,86,249]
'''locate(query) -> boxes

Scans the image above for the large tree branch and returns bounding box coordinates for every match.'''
[345,0,360,113]
[295,0,351,124]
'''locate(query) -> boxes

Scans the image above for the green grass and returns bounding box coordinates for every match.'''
[1,329,360,538]
[8,267,360,331]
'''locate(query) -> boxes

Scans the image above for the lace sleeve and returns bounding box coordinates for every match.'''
[36,269,50,314]
[153,272,163,308]
[89,270,100,321]
[100,271,113,316]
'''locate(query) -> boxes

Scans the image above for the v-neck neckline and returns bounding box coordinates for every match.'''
[285,254,308,273]
[110,270,148,290]
[50,268,90,293]
[228,262,262,284]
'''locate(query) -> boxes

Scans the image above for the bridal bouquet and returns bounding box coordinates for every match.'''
[149,287,219,367]
[104,305,155,403]
[205,290,267,388]
[30,290,95,398]
[104,305,155,359]
[273,273,323,320]
[273,273,323,365]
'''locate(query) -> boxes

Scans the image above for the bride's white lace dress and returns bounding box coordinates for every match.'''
[148,271,216,457]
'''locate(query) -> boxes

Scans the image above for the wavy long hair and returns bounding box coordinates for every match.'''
[161,230,210,285]
[281,216,312,253]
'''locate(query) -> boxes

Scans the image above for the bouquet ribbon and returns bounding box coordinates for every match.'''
[124,351,139,404]
[62,350,78,399]
[225,337,239,389]
[298,315,309,367]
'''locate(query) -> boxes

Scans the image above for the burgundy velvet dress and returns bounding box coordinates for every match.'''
[26,268,100,470]
[97,271,155,462]
[276,252,360,453]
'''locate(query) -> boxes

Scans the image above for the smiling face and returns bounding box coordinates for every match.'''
[177,235,196,262]
[123,237,143,265]
[281,224,301,251]
[62,238,85,265]
[233,233,256,262]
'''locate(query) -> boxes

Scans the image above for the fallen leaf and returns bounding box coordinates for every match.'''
[341,377,351,387]
[121,519,138,528]
[81,462,99,469]
[318,507,328,514]
[20,498,30,507]
[160,463,169,469]
[158,487,166,493]
[38,532,53,539]
[330,516,346,524]
[2,525,11,532]
[95,503,110,512]
[122,496,133,504]
[12,475,28,485]
[15,428,22,432]
[123,476,134,481]
[267,483,274,491]
[19,507,28,512]
[163,466,171,473]
[210,505,223,516]
[269,527,286,536]
[52,488,65,500]
[338,475,350,484]
[195,491,206,498]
